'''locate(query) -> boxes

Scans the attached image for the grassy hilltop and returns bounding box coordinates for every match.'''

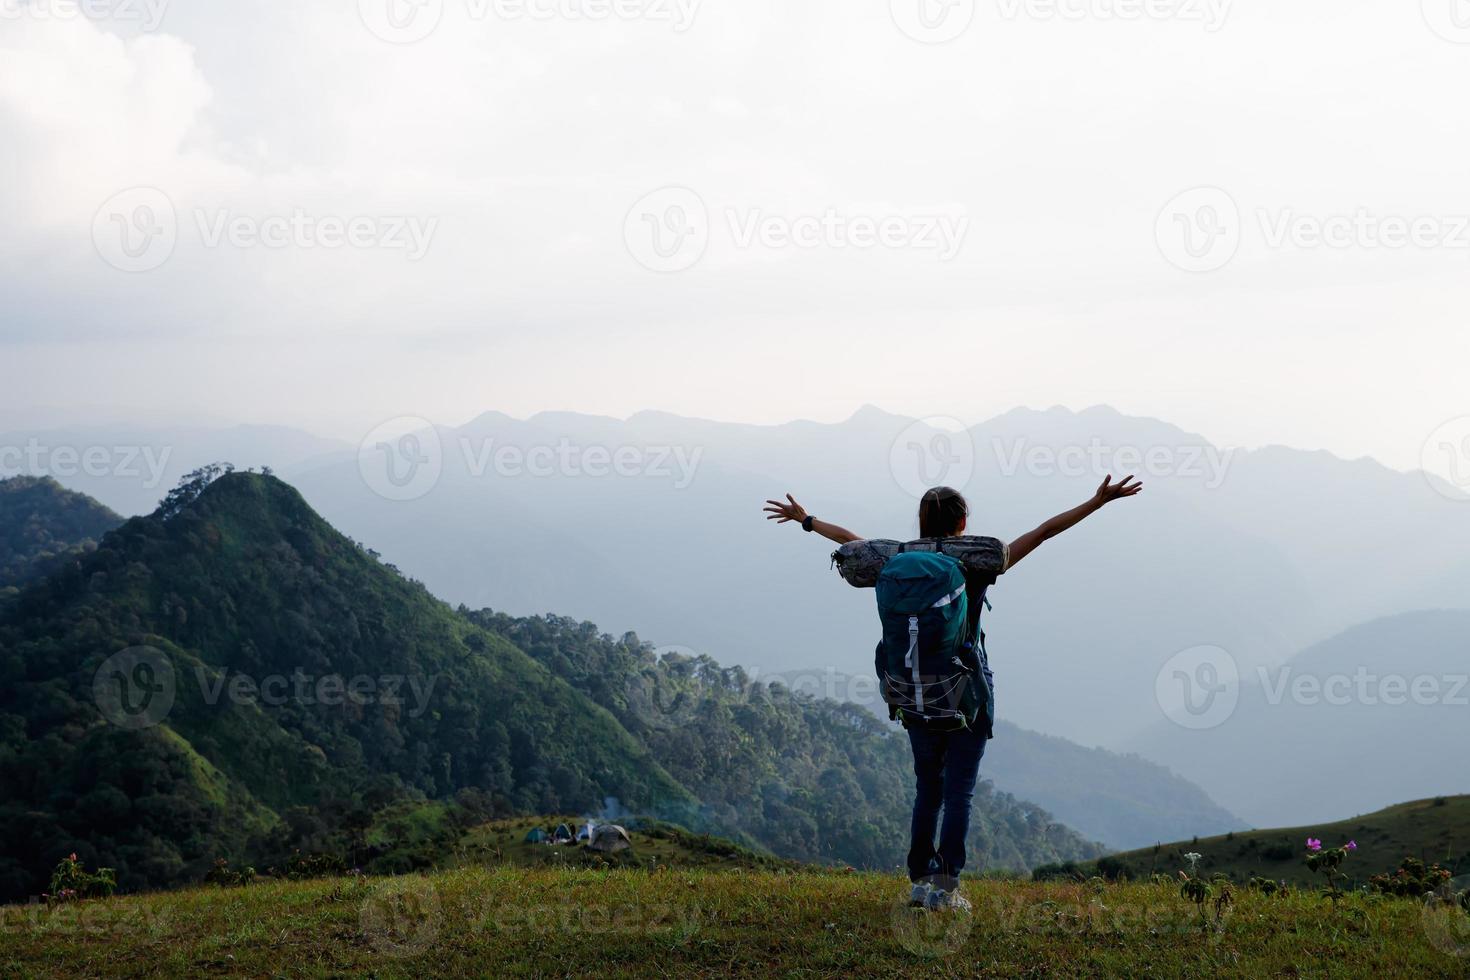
[2,866,1467,979]
[1073,796,1470,888]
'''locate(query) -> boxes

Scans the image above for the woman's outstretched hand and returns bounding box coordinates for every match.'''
[1007,474,1144,571]
[763,496,863,544]
[763,494,809,525]
[1092,474,1144,507]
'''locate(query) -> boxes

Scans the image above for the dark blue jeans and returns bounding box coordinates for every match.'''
[906,724,987,890]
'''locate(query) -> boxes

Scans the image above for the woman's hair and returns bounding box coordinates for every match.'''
[918,486,969,539]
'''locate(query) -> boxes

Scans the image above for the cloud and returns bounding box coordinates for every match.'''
[0,17,214,231]
[2,1,1469,474]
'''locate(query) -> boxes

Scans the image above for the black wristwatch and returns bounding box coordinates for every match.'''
[801,516,815,533]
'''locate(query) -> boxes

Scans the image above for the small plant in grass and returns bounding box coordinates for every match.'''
[1368,857,1453,898]
[46,853,116,904]
[1248,876,1286,897]
[276,850,348,881]
[205,858,257,887]
[1213,876,1234,920]
[1178,853,1211,918]
[1304,838,1356,905]
[1177,854,1231,932]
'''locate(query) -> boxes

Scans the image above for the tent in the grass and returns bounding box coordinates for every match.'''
[588,824,632,853]
[524,827,548,843]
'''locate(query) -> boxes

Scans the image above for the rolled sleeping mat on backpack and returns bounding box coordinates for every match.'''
[831,536,1007,589]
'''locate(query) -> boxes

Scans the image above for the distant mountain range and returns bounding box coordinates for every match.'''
[1127,609,1470,827]
[6,404,1467,830]
[0,424,350,517]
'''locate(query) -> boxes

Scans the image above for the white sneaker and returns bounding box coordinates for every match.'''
[925,888,972,912]
[908,883,931,908]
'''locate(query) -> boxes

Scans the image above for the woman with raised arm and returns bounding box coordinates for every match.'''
[763,475,1142,912]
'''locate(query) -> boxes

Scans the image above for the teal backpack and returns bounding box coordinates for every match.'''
[875,546,991,732]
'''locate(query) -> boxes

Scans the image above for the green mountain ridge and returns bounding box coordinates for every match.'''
[0,475,122,593]
[0,471,689,899]
[0,471,1100,900]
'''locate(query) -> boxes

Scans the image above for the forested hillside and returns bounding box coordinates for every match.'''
[467,612,1105,871]
[0,470,687,900]
[0,476,121,593]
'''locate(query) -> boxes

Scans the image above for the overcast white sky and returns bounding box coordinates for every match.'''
[3,0,1469,475]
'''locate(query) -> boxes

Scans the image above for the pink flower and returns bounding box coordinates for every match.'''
[68,853,77,862]
[1345,841,1357,851]
[1306,838,1322,852]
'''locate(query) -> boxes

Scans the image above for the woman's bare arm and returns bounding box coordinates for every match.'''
[763,494,863,545]
[1006,475,1143,570]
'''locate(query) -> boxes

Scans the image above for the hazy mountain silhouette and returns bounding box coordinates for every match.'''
[284,406,1470,755]
[1127,609,1470,827]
